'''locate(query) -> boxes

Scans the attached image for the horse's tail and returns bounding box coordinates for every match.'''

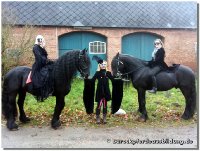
[2,73,18,119]
[190,75,196,116]
[177,65,196,119]
[2,76,9,118]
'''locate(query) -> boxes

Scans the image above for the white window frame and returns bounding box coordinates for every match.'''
[89,41,106,54]
[194,42,197,54]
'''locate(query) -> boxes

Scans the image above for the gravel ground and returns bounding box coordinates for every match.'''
[1,124,198,149]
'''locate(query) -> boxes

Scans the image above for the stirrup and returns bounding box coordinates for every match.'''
[148,88,157,93]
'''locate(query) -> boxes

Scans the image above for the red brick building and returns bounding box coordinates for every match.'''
[2,2,197,74]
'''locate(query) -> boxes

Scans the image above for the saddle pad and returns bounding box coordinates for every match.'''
[26,71,32,84]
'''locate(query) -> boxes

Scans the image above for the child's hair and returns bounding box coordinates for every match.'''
[96,60,108,71]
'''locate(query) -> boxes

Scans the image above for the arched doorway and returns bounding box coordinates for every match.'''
[122,32,163,61]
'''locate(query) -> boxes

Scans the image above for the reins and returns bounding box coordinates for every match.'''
[120,66,143,76]
[115,56,144,79]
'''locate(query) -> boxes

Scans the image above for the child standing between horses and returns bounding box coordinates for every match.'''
[92,57,114,124]
[83,56,124,124]
[91,56,114,124]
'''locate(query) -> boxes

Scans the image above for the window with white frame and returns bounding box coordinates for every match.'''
[89,41,106,54]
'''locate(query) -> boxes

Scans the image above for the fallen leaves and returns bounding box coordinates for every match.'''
[163,110,181,121]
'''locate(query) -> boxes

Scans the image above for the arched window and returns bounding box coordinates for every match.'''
[89,41,106,54]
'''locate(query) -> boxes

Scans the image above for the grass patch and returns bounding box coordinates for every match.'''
[2,78,197,128]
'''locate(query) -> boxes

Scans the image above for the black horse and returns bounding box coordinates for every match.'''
[111,53,196,122]
[2,49,90,130]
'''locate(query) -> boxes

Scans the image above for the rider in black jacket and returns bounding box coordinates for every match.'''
[148,39,169,93]
[31,35,54,101]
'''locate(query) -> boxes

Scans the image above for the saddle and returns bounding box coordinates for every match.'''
[25,61,55,85]
[167,64,180,72]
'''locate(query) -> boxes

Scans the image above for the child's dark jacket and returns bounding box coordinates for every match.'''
[83,69,123,114]
[92,69,113,102]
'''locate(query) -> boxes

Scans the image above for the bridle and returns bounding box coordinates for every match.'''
[115,56,143,80]
[77,51,89,78]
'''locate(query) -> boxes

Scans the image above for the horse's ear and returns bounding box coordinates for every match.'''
[83,48,88,53]
[116,52,120,57]
[81,48,87,55]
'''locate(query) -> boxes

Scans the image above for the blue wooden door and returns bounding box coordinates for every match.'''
[122,33,162,61]
[59,32,107,76]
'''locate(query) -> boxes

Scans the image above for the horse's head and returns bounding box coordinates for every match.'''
[77,48,90,78]
[111,52,125,78]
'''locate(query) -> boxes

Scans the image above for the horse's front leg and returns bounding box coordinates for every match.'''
[137,88,148,122]
[51,95,65,129]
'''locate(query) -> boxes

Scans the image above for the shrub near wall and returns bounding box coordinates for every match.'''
[2,25,36,78]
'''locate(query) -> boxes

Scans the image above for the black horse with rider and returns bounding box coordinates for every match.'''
[111,52,196,122]
[2,35,91,130]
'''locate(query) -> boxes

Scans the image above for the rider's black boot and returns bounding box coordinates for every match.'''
[148,76,157,93]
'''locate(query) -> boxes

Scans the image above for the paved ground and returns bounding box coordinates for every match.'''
[1,124,198,149]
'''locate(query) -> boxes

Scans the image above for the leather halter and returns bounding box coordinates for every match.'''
[77,50,89,78]
[115,56,143,79]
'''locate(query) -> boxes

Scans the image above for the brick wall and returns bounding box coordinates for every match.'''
[12,26,197,71]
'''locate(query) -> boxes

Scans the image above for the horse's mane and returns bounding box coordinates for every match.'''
[54,50,80,82]
[119,54,148,67]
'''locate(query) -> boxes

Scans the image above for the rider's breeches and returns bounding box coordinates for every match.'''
[151,76,157,88]
[151,66,162,75]
[151,66,162,88]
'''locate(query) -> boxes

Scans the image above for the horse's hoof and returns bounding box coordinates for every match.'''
[137,117,146,122]
[137,115,148,122]
[181,114,192,120]
[7,121,19,131]
[51,120,61,129]
[20,116,31,123]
